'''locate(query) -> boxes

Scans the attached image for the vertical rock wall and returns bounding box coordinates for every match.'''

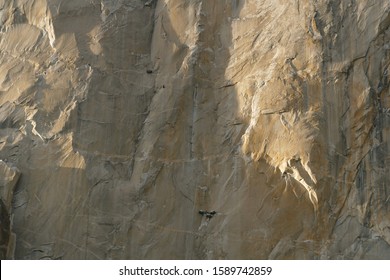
[0,0,389,259]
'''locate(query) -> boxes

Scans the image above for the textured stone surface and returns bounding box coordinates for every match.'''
[0,0,389,259]
[0,160,19,259]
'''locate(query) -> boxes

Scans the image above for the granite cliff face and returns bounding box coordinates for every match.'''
[0,0,389,259]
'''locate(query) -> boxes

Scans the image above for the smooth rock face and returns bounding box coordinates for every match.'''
[0,0,389,259]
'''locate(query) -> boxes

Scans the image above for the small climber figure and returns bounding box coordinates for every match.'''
[199,210,217,220]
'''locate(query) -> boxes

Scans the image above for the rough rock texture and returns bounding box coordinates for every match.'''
[0,0,389,259]
[0,160,19,259]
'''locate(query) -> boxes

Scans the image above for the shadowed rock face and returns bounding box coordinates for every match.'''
[0,160,19,259]
[0,0,389,259]
[0,199,10,259]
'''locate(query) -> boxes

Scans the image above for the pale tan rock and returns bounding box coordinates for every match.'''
[0,0,389,259]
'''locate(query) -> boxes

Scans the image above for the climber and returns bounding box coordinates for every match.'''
[198,210,217,219]
[205,213,214,219]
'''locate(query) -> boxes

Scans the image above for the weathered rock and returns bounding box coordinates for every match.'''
[0,0,389,259]
[0,160,20,259]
